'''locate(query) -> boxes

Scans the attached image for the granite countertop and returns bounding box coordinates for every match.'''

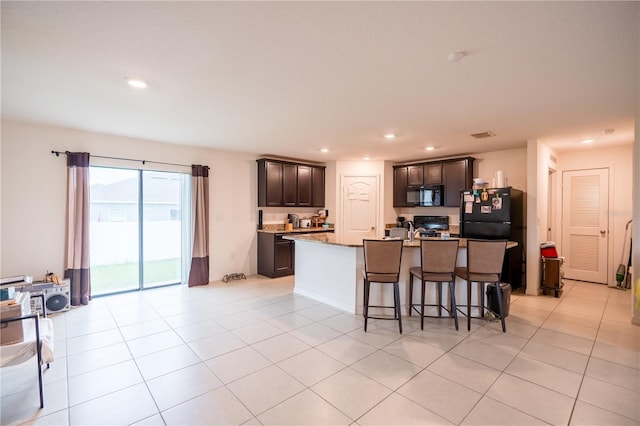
[257,227,334,234]
[283,232,518,249]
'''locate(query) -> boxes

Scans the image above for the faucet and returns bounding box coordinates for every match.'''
[407,221,415,242]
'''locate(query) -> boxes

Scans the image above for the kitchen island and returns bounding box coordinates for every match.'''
[284,232,517,316]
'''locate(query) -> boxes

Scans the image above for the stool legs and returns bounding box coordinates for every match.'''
[461,280,506,332]
[495,283,506,333]
[420,280,426,330]
[363,278,370,332]
[363,278,402,334]
[408,274,414,317]
[394,282,403,334]
[448,281,459,331]
[466,280,472,331]
[410,275,458,331]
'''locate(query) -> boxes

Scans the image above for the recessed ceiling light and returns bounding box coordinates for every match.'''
[383,133,397,140]
[448,51,466,63]
[363,156,370,161]
[425,146,435,151]
[581,139,594,144]
[320,148,329,153]
[127,78,149,89]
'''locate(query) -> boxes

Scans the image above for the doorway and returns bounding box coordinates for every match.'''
[561,168,609,284]
[341,175,379,236]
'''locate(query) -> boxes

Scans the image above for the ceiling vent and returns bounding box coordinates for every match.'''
[470,131,496,139]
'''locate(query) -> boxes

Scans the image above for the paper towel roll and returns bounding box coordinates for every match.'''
[496,170,505,188]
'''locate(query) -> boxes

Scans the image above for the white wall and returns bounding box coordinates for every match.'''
[525,140,556,295]
[555,145,633,287]
[0,119,259,282]
[473,147,527,192]
[633,114,639,325]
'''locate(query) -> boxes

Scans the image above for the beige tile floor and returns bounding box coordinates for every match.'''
[1,276,639,425]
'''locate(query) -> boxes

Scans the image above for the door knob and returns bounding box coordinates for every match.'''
[600,230,606,235]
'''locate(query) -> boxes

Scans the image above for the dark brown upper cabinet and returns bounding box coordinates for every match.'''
[407,165,424,187]
[257,160,283,207]
[283,163,298,206]
[311,167,325,207]
[424,163,443,185]
[393,166,410,207]
[393,157,473,208]
[296,165,313,206]
[442,158,474,207]
[257,158,325,207]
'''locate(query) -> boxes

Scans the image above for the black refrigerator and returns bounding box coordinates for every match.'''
[459,187,525,288]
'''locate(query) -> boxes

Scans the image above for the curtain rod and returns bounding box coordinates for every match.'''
[50,150,203,169]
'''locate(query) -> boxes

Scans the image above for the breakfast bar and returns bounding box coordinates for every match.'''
[285,232,517,317]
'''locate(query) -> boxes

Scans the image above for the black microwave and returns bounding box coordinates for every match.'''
[406,185,443,206]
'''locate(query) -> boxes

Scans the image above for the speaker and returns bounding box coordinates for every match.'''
[30,281,70,315]
[44,285,70,313]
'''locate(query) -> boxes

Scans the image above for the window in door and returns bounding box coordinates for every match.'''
[90,167,191,296]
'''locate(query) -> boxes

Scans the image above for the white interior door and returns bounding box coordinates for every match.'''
[562,168,609,283]
[341,175,378,236]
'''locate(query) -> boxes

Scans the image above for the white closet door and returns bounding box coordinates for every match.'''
[561,168,609,283]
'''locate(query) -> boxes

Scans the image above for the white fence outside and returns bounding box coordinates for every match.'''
[90,221,181,266]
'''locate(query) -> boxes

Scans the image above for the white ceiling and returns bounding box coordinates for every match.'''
[1,1,638,163]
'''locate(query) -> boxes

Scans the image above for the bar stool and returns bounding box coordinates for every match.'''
[362,239,404,334]
[454,239,508,332]
[408,239,460,330]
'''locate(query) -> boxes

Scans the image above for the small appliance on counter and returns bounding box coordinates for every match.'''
[299,218,311,228]
[287,213,300,228]
[385,227,408,239]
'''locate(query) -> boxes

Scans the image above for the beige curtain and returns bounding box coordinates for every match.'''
[64,152,91,305]
[188,165,210,287]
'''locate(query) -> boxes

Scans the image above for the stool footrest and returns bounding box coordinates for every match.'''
[410,304,455,317]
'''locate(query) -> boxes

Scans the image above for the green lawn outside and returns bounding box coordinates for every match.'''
[91,258,181,294]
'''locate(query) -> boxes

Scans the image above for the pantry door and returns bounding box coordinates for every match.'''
[561,168,609,283]
[341,175,379,237]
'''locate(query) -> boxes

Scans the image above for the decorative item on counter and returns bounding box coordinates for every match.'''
[311,214,326,228]
[44,271,60,284]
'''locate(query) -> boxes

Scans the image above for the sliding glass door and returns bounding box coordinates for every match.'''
[142,172,182,288]
[90,167,191,296]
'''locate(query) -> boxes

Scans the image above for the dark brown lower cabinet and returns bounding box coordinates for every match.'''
[258,233,295,278]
